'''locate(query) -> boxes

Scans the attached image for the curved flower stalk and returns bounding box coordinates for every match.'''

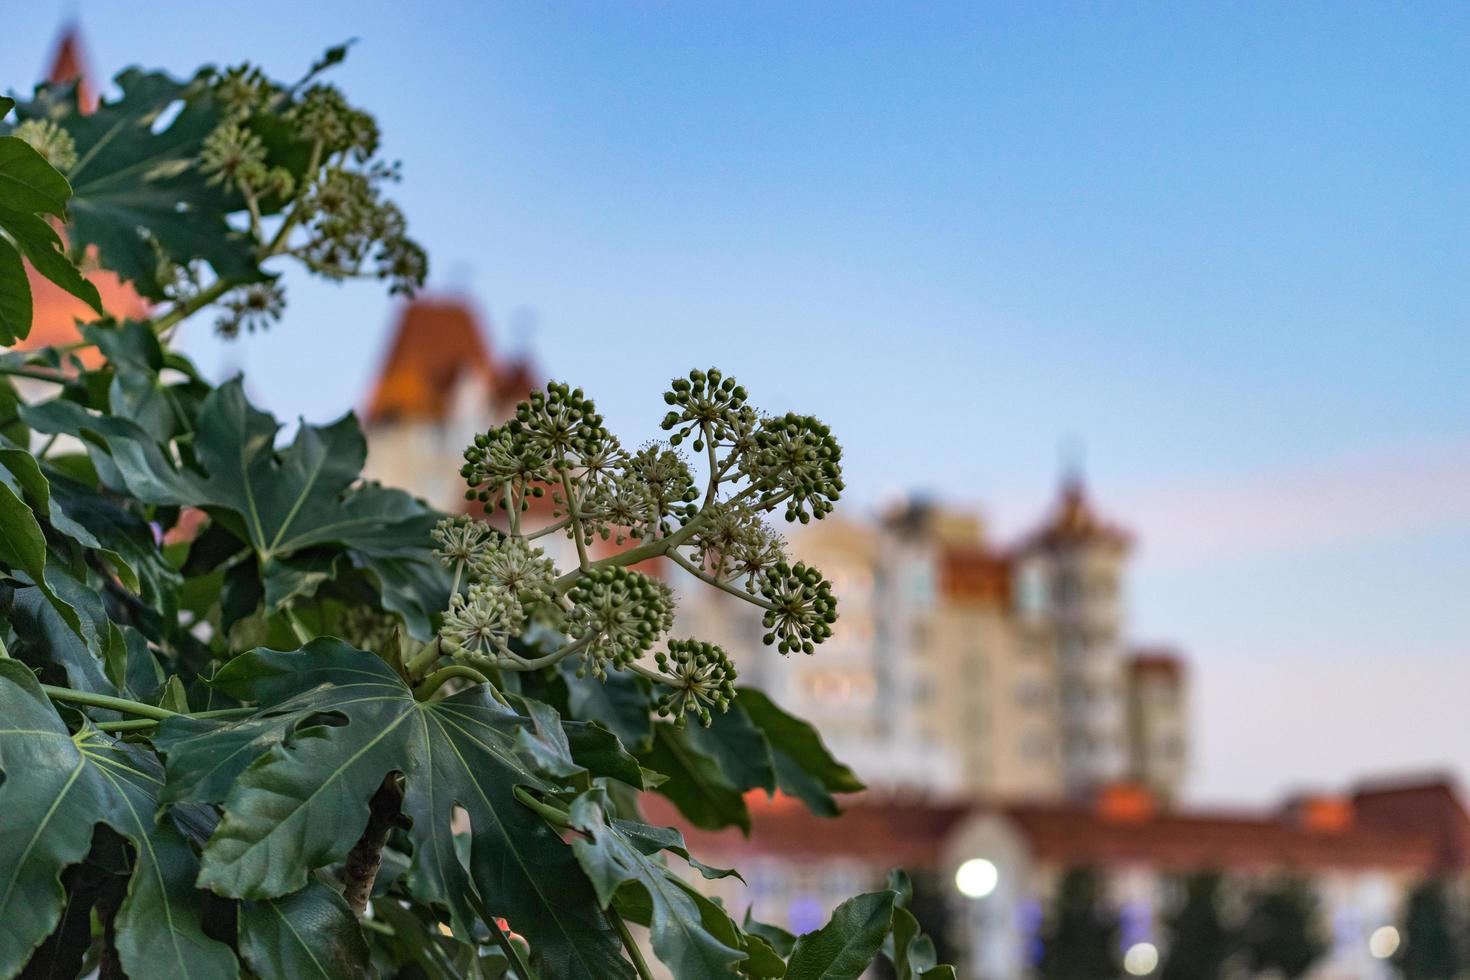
[426,368,844,724]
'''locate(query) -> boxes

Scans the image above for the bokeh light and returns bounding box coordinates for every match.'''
[1123,942,1159,975]
[1369,926,1401,959]
[954,858,999,899]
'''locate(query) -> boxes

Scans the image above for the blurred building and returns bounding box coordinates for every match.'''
[678,477,1190,803]
[361,296,537,513]
[663,775,1470,980]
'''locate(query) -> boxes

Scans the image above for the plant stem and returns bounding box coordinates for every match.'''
[154,279,237,338]
[495,634,590,672]
[560,470,591,571]
[95,706,255,733]
[41,685,177,720]
[406,637,443,680]
[341,775,403,916]
[0,366,69,384]
[610,908,656,980]
[470,892,534,980]
[667,550,774,610]
[284,606,313,645]
[513,786,572,829]
[413,664,490,701]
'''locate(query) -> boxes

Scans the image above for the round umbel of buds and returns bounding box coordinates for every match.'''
[461,425,552,511]
[566,567,674,679]
[653,639,738,728]
[431,515,495,569]
[660,367,750,449]
[512,382,611,465]
[744,413,845,524]
[440,584,524,663]
[472,537,557,604]
[757,561,838,655]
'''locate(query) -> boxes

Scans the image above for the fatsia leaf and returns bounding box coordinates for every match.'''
[639,722,751,834]
[20,380,448,636]
[566,788,747,979]
[0,660,238,980]
[238,880,372,980]
[0,135,70,217]
[783,890,896,980]
[157,639,631,979]
[686,698,777,795]
[0,233,31,343]
[13,70,260,299]
[0,205,103,319]
[737,688,863,816]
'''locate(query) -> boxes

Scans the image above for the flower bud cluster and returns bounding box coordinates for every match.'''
[688,501,788,587]
[653,639,738,728]
[441,583,524,664]
[660,367,752,450]
[12,119,77,171]
[744,413,845,524]
[565,567,674,679]
[431,515,495,569]
[215,281,287,338]
[758,561,838,654]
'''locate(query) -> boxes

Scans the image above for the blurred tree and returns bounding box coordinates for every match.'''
[1037,867,1121,980]
[1395,878,1463,979]
[1239,876,1327,979]
[1161,871,1236,980]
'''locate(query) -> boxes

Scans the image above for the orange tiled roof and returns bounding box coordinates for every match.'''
[363,297,536,426]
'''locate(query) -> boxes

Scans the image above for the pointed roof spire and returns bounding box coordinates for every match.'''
[364,296,539,426]
[44,23,97,113]
[1020,464,1131,553]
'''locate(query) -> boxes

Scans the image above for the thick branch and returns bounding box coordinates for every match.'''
[342,775,404,916]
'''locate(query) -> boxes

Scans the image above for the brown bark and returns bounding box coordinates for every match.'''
[341,774,405,916]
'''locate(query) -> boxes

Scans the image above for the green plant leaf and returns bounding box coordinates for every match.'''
[13,70,260,299]
[686,698,777,794]
[639,722,751,833]
[239,880,372,980]
[736,688,863,816]
[0,204,103,317]
[784,890,896,980]
[0,135,71,217]
[0,660,239,980]
[20,380,448,636]
[157,639,631,979]
[0,234,31,343]
[566,788,747,978]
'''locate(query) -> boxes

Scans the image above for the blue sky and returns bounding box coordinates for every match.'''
[3,2,1467,802]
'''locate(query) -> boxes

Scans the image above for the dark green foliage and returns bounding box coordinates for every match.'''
[1239,875,1327,979]
[1037,867,1122,980]
[0,46,949,980]
[1396,879,1464,980]
[1161,871,1235,980]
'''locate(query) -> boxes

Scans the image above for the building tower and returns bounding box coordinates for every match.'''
[361,296,536,513]
[1014,475,1132,797]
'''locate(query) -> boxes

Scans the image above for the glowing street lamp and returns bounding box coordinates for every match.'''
[954,858,999,899]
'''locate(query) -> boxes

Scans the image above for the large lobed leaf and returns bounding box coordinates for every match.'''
[21,378,448,637]
[0,660,237,980]
[8,70,260,299]
[154,638,635,979]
